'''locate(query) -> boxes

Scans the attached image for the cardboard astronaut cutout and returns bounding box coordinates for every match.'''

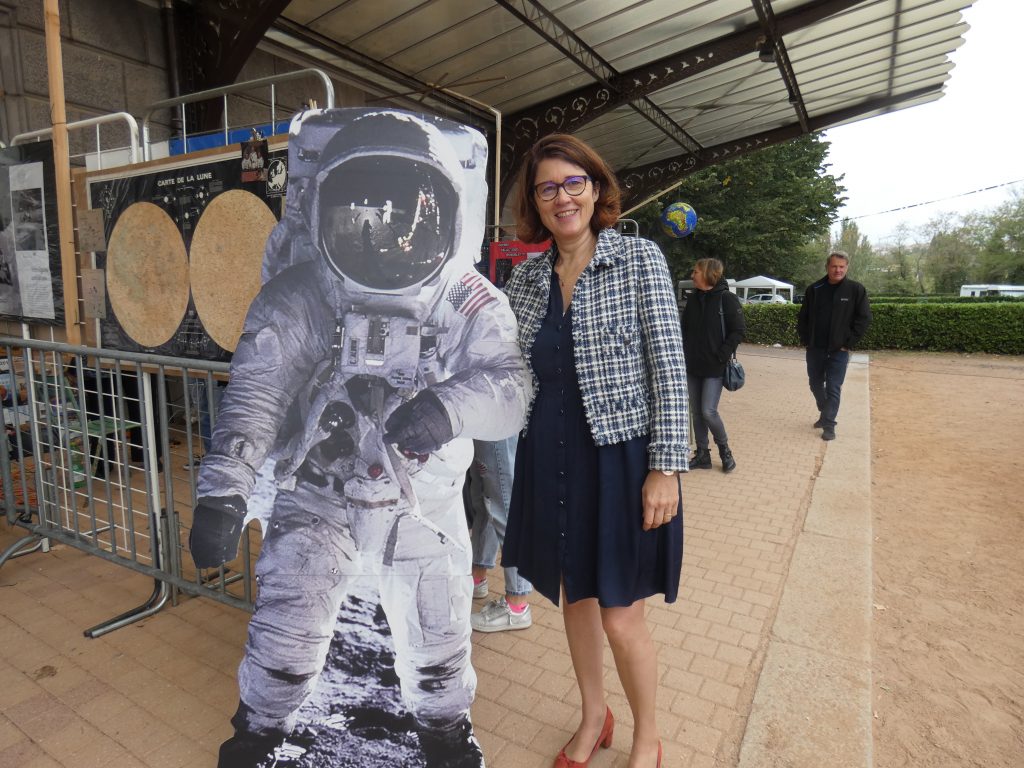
[189,109,530,767]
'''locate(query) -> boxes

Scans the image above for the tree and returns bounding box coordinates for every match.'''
[924,222,978,294]
[630,134,845,285]
[792,231,833,290]
[873,223,920,295]
[887,222,930,294]
[973,192,1024,284]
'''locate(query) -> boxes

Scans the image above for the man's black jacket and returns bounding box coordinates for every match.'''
[796,276,871,352]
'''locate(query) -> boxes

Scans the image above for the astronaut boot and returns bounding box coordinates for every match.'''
[218,702,314,768]
[418,716,485,768]
[218,731,283,768]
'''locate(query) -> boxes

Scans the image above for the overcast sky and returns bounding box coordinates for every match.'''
[821,1,1024,245]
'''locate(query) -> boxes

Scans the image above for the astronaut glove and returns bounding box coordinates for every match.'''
[189,494,247,569]
[384,389,454,455]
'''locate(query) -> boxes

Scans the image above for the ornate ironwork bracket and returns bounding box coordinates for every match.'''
[173,0,290,132]
[617,84,942,211]
[500,0,867,195]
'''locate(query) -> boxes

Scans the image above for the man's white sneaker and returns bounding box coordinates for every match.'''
[471,597,532,633]
[472,578,489,599]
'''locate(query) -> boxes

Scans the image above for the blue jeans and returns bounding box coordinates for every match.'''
[805,348,849,428]
[687,374,728,450]
[469,436,532,597]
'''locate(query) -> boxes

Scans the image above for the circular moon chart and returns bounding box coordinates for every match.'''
[188,189,277,352]
[106,202,190,348]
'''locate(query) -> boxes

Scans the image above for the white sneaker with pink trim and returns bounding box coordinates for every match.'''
[471,597,532,633]
[472,578,489,600]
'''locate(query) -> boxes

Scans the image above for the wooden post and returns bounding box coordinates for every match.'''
[44,0,81,344]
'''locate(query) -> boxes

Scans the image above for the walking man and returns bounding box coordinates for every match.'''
[797,250,871,441]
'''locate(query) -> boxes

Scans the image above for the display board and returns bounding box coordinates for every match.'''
[0,141,63,326]
[85,142,287,360]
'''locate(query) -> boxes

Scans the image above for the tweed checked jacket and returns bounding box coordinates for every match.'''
[506,228,689,471]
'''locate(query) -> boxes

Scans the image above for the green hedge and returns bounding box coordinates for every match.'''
[742,303,1024,354]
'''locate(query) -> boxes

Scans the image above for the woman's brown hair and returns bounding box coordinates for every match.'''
[513,134,622,244]
[693,258,724,288]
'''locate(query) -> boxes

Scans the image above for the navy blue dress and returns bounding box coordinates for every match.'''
[504,273,683,608]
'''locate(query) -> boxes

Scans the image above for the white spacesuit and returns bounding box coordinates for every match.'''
[189,109,530,767]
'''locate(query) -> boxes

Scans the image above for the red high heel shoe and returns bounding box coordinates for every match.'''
[657,740,663,767]
[553,706,614,768]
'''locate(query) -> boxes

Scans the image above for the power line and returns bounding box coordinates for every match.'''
[844,178,1024,221]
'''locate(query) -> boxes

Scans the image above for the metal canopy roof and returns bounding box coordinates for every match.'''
[265,0,970,214]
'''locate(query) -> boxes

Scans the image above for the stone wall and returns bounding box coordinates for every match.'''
[1,0,168,155]
[0,0,365,157]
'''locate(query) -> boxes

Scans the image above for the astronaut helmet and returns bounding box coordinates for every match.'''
[303,109,486,298]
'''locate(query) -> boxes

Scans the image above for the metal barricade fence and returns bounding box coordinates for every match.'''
[0,337,257,636]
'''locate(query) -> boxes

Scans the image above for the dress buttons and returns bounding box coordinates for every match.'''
[556,367,562,374]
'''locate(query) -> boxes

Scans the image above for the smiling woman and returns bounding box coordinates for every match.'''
[504,133,687,768]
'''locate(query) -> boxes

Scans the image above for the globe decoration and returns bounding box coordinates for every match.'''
[659,202,698,238]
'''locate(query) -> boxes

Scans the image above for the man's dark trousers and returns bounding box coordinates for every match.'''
[806,347,849,428]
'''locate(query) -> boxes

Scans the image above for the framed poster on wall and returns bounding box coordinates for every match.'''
[0,141,63,326]
[85,143,288,360]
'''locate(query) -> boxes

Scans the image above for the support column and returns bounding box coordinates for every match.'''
[43,0,80,344]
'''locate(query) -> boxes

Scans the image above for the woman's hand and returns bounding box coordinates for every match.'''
[642,471,680,531]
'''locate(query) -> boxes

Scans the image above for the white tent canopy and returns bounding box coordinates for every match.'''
[734,276,795,302]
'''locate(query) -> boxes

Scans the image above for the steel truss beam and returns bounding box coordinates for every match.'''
[496,0,702,159]
[617,84,942,212]
[501,0,866,190]
[266,18,494,130]
[174,0,291,132]
[752,0,810,132]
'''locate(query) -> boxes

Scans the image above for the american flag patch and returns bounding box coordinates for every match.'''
[447,273,497,318]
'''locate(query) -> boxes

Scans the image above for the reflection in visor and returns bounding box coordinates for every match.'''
[318,156,456,290]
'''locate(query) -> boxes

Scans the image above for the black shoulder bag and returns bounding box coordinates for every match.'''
[719,302,745,392]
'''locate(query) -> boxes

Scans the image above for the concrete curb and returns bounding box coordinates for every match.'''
[738,353,873,768]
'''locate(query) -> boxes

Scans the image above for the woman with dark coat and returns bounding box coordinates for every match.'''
[681,258,745,472]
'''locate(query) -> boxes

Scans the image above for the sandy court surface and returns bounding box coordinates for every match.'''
[869,351,1024,767]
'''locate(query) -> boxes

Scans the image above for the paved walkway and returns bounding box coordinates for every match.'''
[0,345,873,767]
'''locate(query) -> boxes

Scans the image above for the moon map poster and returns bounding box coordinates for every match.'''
[87,148,287,360]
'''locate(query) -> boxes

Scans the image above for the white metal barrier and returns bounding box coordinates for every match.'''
[0,338,257,637]
[11,111,141,166]
[141,67,336,160]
